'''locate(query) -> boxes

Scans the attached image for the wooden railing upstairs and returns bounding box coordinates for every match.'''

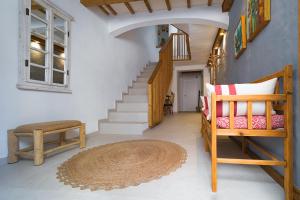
[148,33,191,128]
[172,32,191,61]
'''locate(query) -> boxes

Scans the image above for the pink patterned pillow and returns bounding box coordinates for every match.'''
[216,115,284,129]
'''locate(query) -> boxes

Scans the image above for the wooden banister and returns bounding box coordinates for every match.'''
[148,34,173,127]
[148,33,191,127]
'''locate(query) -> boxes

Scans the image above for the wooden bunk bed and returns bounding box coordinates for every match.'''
[201,65,294,200]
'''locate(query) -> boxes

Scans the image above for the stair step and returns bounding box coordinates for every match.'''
[139,73,151,78]
[136,77,148,82]
[133,82,147,88]
[99,120,148,135]
[143,70,154,75]
[123,94,147,102]
[97,65,153,135]
[108,111,148,122]
[128,87,147,95]
[144,66,155,70]
[117,102,148,112]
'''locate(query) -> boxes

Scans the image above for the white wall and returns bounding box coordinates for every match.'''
[108,6,229,36]
[0,0,157,159]
[171,65,210,112]
[169,25,178,35]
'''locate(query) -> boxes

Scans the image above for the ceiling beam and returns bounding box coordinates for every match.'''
[165,0,171,11]
[124,2,135,14]
[187,0,191,8]
[104,4,117,15]
[143,0,152,13]
[98,5,110,15]
[222,0,234,12]
[208,0,212,6]
[80,0,141,7]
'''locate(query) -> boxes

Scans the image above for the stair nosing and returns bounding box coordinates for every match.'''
[109,111,148,113]
[99,119,148,124]
[117,102,148,104]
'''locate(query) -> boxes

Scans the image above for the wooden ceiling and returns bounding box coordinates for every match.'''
[80,0,232,16]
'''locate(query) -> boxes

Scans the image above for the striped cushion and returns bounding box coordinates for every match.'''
[205,78,277,120]
[200,96,208,111]
[202,109,209,117]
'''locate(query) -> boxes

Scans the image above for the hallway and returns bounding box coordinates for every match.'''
[0,113,283,200]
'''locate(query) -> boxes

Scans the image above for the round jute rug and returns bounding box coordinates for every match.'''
[57,139,187,191]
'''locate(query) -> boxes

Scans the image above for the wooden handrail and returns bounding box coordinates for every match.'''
[148,33,192,127]
[185,33,192,60]
[148,34,174,127]
[148,60,162,84]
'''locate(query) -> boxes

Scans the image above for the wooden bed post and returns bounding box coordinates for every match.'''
[211,93,217,192]
[283,65,293,200]
[59,132,66,145]
[33,129,44,166]
[79,123,86,149]
[7,129,19,164]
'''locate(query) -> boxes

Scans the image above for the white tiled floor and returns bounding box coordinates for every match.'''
[0,113,284,200]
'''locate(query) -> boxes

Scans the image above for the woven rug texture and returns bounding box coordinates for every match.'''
[57,139,187,191]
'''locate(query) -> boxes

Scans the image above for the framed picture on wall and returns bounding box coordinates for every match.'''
[234,16,247,59]
[156,25,169,48]
[246,0,271,42]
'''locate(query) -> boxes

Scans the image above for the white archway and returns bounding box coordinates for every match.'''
[108,6,229,37]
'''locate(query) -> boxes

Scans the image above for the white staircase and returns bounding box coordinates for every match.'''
[98,65,155,135]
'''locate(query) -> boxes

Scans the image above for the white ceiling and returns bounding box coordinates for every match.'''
[100,0,223,65]
[110,0,223,15]
[173,23,218,66]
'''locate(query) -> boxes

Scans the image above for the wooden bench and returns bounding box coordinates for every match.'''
[201,65,294,200]
[7,120,86,165]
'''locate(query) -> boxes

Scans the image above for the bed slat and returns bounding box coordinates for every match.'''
[217,158,286,166]
[229,101,234,129]
[217,129,286,137]
[247,101,253,130]
[266,101,272,130]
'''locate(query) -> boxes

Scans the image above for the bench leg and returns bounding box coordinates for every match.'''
[33,130,44,166]
[211,132,217,192]
[7,130,19,164]
[284,134,293,200]
[79,123,86,149]
[59,132,66,145]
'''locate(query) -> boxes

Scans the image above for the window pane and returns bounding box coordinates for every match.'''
[31,0,46,20]
[53,57,65,71]
[31,35,46,51]
[30,66,45,81]
[31,16,47,37]
[53,71,64,84]
[53,44,65,57]
[30,49,46,66]
[54,28,65,45]
[54,15,65,31]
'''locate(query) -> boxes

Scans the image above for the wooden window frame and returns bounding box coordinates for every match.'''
[17,0,73,93]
